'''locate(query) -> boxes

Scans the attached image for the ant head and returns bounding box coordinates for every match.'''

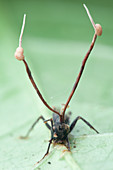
[53,123,70,140]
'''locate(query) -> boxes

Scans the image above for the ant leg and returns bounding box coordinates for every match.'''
[44,118,53,128]
[69,116,99,134]
[35,138,53,165]
[66,137,71,151]
[44,118,54,137]
[34,119,54,164]
[20,116,51,139]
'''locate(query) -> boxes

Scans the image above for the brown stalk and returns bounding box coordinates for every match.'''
[62,34,97,121]
[23,59,61,118]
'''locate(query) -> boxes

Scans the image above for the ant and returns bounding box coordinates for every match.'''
[15,4,102,164]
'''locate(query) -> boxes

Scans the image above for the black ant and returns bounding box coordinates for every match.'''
[15,4,102,164]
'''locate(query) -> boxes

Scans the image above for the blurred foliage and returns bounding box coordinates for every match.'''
[0,0,113,169]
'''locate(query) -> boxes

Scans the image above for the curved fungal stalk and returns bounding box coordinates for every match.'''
[14,14,61,118]
[62,4,102,121]
[15,5,102,123]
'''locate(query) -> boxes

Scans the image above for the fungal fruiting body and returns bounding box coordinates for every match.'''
[15,4,102,164]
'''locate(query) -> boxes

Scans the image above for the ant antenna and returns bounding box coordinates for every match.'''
[14,14,61,118]
[62,4,102,121]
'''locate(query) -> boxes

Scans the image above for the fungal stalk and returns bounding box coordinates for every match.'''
[62,4,102,121]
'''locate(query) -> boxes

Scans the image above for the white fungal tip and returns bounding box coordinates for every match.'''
[14,47,25,61]
[83,4,86,8]
[83,4,102,36]
[19,14,26,47]
[15,14,26,61]
[95,24,102,36]
[83,4,96,30]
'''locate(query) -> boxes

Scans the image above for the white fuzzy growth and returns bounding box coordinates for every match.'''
[83,4,96,30]
[19,14,26,47]
[15,47,25,60]
[83,4,102,36]
[14,14,26,60]
[95,24,102,36]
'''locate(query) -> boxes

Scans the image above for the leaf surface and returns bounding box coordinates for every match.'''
[0,1,113,170]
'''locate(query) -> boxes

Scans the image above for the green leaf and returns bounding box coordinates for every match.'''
[0,1,113,170]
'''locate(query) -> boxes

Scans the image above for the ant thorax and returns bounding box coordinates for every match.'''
[52,123,70,141]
